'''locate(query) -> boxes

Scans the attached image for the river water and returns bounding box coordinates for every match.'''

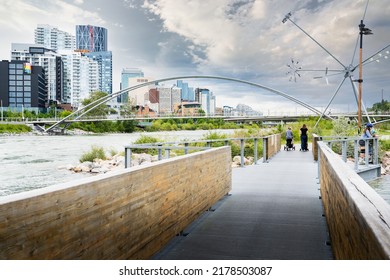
[0,130,389,204]
[0,130,220,197]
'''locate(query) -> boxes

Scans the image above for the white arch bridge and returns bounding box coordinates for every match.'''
[45,75,335,133]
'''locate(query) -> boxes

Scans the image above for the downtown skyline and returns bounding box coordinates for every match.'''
[1,0,389,114]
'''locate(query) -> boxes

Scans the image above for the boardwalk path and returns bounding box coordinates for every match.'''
[153,149,333,260]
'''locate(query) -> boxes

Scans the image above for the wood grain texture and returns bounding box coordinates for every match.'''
[318,143,390,259]
[0,147,232,259]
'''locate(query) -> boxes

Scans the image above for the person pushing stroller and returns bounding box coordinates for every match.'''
[284,127,295,150]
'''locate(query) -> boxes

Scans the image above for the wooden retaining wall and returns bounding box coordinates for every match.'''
[0,147,232,260]
[311,133,322,161]
[265,133,281,160]
[318,142,390,259]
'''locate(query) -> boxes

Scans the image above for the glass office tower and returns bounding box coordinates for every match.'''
[76,25,108,52]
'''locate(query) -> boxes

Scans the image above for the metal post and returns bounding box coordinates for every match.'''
[358,22,363,130]
[184,142,189,155]
[354,139,359,171]
[365,140,369,166]
[254,138,258,164]
[342,140,347,162]
[358,20,373,131]
[166,149,170,159]
[158,144,163,161]
[125,148,132,168]
[374,137,379,165]
[240,139,245,167]
[263,138,267,163]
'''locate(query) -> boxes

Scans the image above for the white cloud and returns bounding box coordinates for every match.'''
[1,0,389,114]
[140,0,390,112]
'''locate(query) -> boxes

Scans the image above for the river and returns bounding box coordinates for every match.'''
[0,130,223,197]
[0,130,389,204]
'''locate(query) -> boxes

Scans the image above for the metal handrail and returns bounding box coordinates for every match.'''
[124,135,278,168]
[320,136,379,170]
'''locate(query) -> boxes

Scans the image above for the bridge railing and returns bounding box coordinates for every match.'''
[317,141,390,259]
[312,134,379,170]
[124,134,281,168]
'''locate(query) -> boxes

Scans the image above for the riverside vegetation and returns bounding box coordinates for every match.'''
[65,117,390,174]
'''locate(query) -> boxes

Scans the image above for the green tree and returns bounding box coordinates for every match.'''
[369,100,390,113]
[198,109,206,116]
[119,103,136,117]
[81,91,110,117]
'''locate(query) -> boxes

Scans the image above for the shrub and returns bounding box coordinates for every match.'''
[79,145,106,162]
[0,124,32,134]
[132,135,161,155]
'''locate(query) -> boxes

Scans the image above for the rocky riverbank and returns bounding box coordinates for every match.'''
[61,153,258,175]
[61,150,390,175]
[59,153,158,174]
[381,151,390,175]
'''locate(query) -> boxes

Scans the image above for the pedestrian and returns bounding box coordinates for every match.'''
[359,123,375,164]
[300,124,308,151]
[285,127,294,150]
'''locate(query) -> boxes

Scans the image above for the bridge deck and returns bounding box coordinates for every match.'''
[153,149,334,260]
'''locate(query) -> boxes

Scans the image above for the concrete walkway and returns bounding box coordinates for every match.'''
[153,149,334,260]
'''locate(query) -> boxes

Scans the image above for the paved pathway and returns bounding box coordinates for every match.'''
[153,149,334,260]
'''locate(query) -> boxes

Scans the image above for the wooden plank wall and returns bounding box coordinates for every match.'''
[0,147,232,259]
[311,134,322,161]
[318,142,390,259]
[266,134,281,160]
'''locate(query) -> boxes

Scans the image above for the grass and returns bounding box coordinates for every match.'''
[79,145,107,163]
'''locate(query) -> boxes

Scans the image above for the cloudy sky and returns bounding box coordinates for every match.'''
[1,0,389,114]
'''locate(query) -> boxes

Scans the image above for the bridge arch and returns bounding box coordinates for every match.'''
[45,75,326,132]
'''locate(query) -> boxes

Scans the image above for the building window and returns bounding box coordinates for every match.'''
[9,86,15,91]
[24,86,31,91]
[9,81,16,85]
[16,69,23,75]
[16,75,23,80]
[9,98,16,103]
[9,64,16,69]
[16,64,23,69]
[24,75,31,80]
[9,92,16,97]
[24,80,31,86]
[17,98,23,103]
[24,98,31,103]
[24,92,31,97]
[17,81,23,86]
[9,69,16,74]
[16,86,23,92]
[16,92,23,97]
[9,75,15,80]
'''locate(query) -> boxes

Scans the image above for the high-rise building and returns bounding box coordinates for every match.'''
[197,88,216,116]
[120,68,144,103]
[84,51,112,95]
[0,60,46,111]
[60,50,100,108]
[11,43,64,104]
[177,80,194,101]
[76,25,112,94]
[34,24,75,51]
[157,85,181,114]
[76,25,108,52]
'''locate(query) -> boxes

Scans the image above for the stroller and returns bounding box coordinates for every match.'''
[284,138,295,151]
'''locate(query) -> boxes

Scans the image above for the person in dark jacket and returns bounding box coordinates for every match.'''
[300,124,308,151]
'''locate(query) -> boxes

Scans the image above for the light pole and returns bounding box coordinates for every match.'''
[358,19,373,131]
